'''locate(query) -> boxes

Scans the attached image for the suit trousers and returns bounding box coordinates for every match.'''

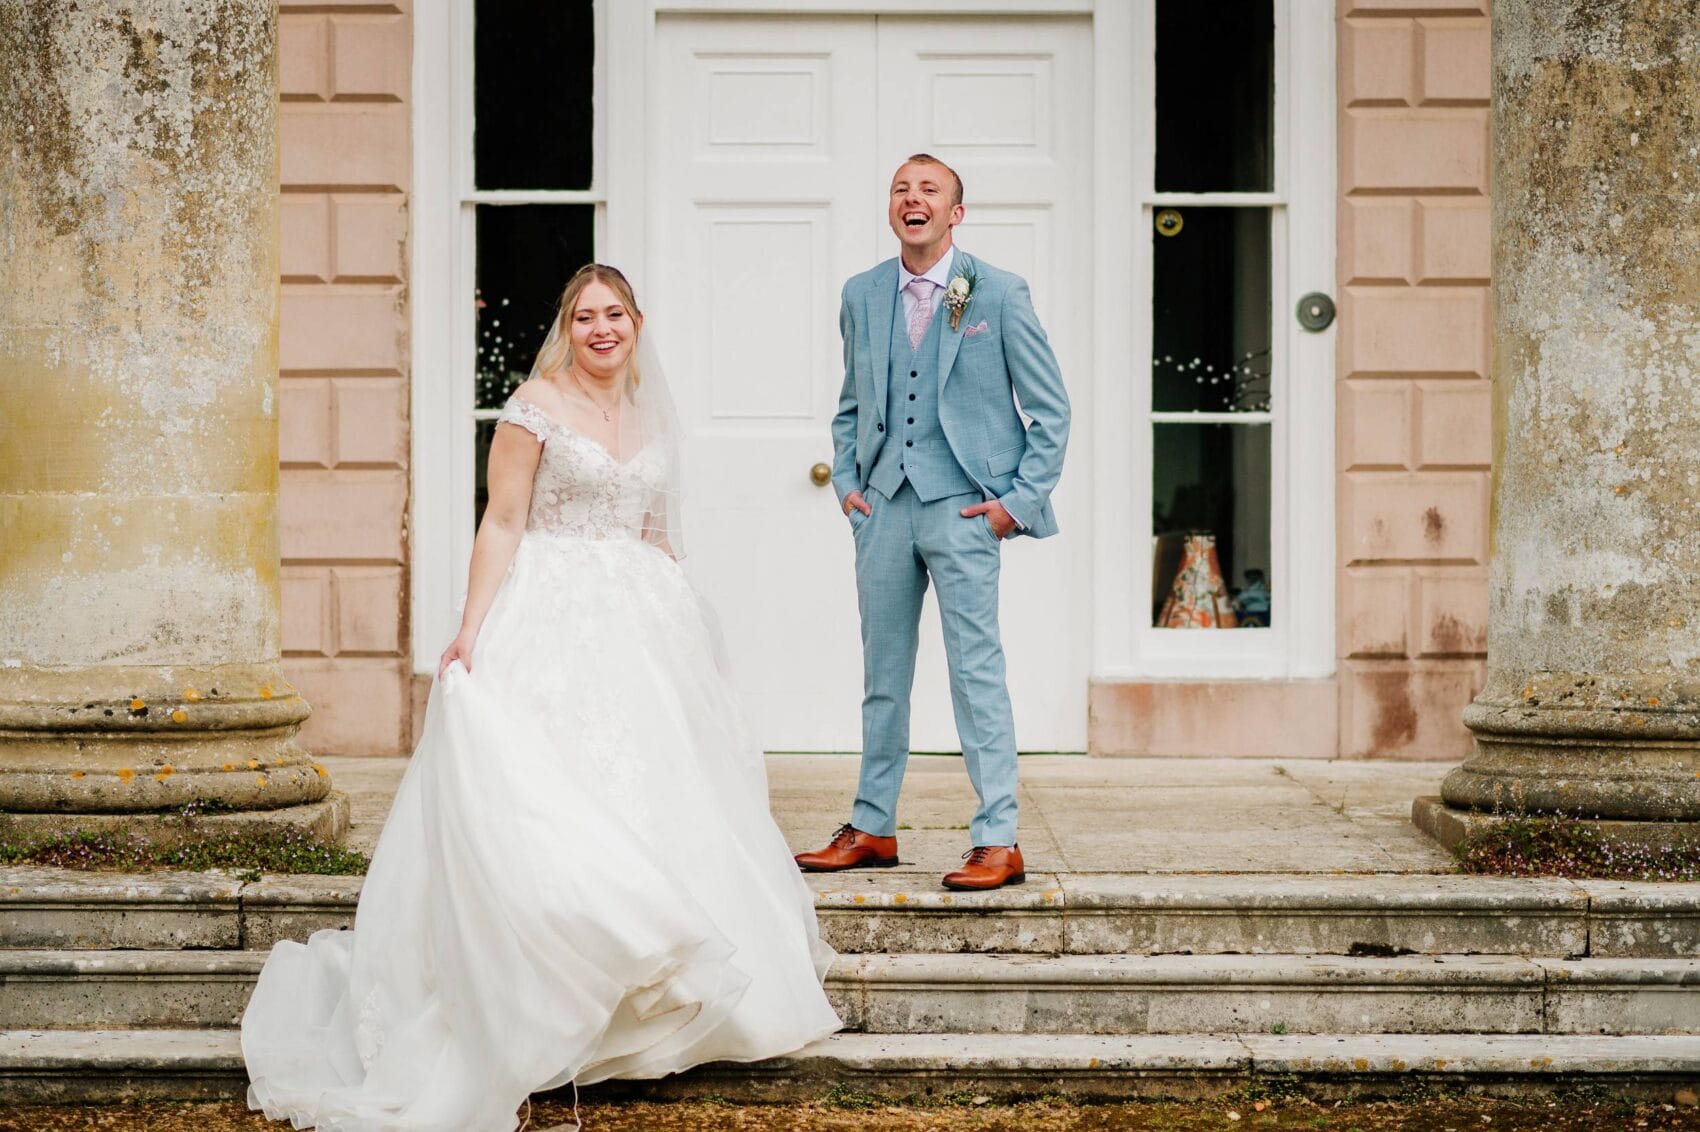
[849,480,1018,847]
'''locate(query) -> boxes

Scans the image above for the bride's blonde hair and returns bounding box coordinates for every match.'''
[534,263,645,388]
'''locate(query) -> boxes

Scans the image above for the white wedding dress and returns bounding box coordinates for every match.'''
[242,393,841,1131]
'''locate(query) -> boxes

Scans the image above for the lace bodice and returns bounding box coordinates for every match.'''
[497,394,668,541]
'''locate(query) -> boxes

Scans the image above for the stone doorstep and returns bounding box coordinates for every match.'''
[7,868,1700,957]
[5,1031,1700,1105]
[7,950,1700,1037]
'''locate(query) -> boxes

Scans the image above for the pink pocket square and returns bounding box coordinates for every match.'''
[963,319,990,338]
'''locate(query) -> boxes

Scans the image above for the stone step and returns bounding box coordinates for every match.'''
[6,1029,1700,1105]
[8,949,1700,1036]
[7,867,1700,957]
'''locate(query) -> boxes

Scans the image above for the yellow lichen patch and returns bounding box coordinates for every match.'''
[1614,484,1627,495]
[312,763,327,777]
[256,773,268,787]
[116,768,136,784]
[170,708,188,723]
[1087,1057,1100,1069]
[893,893,908,905]
[70,770,85,779]
[183,688,201,701]
[130,698,145,710]
[1523,686,1535,699]
[1352,1058,1370,1071]
[247,759,261,770]
[853,895,867,905]
[154,766,174,783]
[222,763,236,772]
[258,684,274,699]
[1650,697,1661,707]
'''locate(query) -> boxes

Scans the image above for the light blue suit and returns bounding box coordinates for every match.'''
[831,250,1070,847]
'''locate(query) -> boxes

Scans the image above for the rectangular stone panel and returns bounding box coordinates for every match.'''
[1344,108,1488,193]
[279,14,329,101]
[1341,659,1484,760]
[1342,198,1416,284]
[333,566,404,655]
[333,378,407,466]
[1419,19,1491,104]
[1415,567,1488,657]
[1342,471,1486,563]
[1346,0,1487,13]
[279,378,333,467]
[281,567,331,656]
[1343,18,1415,106]
[1417,199,1491,282]
[1340,379,1413,470]
[1414,380,1491,467]
[280,195,331,282]
[1342,286,1487,378]
[279,470,407,562]
[281,288,405,374]
[281,105,409,190]
[1088,680,1339,758]
[330,15,408,101]
[331,195,406,282]
[284,657,409,757]
[1341,567,1411,658]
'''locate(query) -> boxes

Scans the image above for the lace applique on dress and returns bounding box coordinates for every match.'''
[497,394,553,441]
[355,986,385,1070]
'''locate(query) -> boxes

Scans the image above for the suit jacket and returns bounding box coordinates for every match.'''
[829,250,1070,539]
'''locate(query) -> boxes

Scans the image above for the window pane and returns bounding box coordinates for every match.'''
[475,204,595,410]
[474,419,499,530]
[1155,0,1273,193]
[475,0,595,190]
[1152,423,1271,629]
[1152,207,1271,414]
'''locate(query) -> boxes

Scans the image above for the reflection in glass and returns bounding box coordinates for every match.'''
[475,0,594,190]
[474,205,595,410]
[1152,423,1271,628]
[1152,207,1271,413]
[1155,0,1273,193]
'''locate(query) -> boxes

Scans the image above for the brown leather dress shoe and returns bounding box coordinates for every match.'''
[941,844,1025,891]
[794,823,900,872]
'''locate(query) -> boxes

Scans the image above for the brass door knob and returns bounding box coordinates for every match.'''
[809,462,832,487]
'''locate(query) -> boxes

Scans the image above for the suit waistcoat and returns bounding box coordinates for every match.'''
[867,286,978,502]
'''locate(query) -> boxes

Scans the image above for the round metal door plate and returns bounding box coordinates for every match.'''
[1154,208,1184,237]
[1296,292,1336,331]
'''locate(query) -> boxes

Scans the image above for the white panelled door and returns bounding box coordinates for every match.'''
[653,15,1091,753]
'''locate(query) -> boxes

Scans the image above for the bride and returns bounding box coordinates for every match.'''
[241,264,841,1131]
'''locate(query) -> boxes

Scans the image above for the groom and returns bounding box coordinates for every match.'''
[795,154,1070,891]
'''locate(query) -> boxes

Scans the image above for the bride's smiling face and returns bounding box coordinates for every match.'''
[569,280,640,380]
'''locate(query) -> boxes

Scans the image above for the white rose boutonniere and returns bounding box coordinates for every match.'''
[944,264,977,331]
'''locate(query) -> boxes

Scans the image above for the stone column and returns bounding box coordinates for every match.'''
[0,1,337,830]
[1419,0,1700,844]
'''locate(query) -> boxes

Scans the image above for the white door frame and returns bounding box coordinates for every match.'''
[411,1,1336,698]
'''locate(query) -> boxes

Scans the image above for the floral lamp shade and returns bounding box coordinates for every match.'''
[1157,532,1239,629]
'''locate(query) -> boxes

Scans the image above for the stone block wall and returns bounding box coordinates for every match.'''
[1336,0,1492,759]
[277,0,412,756]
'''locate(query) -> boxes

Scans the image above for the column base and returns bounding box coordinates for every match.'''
[0,663,327,814]
[0,791,351,848]
[1413,795,1700,856]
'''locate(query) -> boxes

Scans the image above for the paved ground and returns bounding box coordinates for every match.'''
[323,754,1457,875]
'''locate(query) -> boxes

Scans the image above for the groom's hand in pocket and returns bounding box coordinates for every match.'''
[843,490,872,519]
[962,499,1017,539]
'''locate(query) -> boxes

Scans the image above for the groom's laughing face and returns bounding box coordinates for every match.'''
[888,161,964,257]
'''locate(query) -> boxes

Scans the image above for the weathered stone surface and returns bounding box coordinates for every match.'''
[240,874,359,950]
[1539,957,1700,1035]
[1056,873,1588,957]
[0,950,264,1029]
[0,0,325,811]
[1415,795,1700,862]
[0,792,351,849]
[1443,0,1700,823]
[812,872,1067,954]
[0,868,241,950]
[1586,881,1700,958]
[832,953,1549,1036]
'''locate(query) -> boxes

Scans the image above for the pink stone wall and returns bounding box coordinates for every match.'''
[277,0,412,756]
[1337,0,1491,759]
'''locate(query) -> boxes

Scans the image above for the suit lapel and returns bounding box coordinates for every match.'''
[936,249,972,392]
[866,259,898,412]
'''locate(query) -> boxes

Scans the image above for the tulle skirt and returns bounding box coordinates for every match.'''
[241,533,840,1131]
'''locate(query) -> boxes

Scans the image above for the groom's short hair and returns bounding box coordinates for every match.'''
[904,153,963,206]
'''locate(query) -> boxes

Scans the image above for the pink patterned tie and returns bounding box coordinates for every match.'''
[905,279,935,351]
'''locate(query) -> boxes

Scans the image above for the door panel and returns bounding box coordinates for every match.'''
[654,14,1090,752]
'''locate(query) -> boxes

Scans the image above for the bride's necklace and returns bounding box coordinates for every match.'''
[565,366,620,423]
